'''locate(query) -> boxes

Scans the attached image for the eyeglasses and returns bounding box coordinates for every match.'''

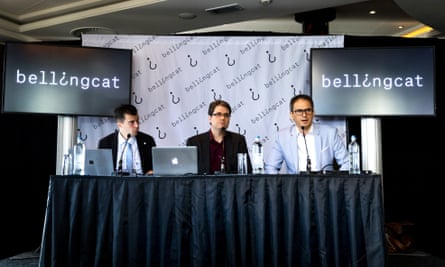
[211,112,231,118]
[293,108,313,116]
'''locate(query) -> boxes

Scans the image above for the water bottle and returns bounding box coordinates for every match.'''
[348,135,361,174]
[72,129,86,175]
[252,136,264,174]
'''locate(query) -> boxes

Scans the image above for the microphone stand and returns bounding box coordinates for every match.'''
[301,126,311,172]
[115,133,131,176]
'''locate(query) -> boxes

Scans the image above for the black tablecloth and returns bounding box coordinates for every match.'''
[39,173,385,267]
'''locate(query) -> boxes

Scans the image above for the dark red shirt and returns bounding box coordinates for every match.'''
[209,131,224,174]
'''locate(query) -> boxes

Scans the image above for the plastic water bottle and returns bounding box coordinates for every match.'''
[252,136,264,174]
[348,135,361,174]
[72,129,86,175]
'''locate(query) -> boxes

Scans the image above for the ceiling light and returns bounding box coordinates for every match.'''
[260,0,272,5]
[178,12,197,19]
[401,25,434,38]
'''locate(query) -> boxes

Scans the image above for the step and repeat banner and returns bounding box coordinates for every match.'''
[78,34,346,166]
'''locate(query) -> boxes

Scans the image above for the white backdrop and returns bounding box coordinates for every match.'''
[77,34,346,165]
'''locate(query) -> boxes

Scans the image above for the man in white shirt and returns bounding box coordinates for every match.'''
[265,94,349,174]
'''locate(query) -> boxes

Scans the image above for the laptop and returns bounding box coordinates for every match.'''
[152,146,198,176]
[84,149,114,176]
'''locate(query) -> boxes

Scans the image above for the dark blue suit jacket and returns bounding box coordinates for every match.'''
[98,130,156,174]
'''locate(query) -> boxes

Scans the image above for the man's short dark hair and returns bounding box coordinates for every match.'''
[114,104,138,121]
[289,94,314,112]
[208,100,232,116]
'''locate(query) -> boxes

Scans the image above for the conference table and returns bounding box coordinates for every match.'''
[39,173,385,267]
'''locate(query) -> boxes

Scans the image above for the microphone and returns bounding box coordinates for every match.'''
[117,133,131,174]
[301,126,311,172]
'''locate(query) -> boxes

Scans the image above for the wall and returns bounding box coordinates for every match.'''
[345,36,445,257]
[0,113,57,259]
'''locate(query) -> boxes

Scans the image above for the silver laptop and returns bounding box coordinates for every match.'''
[152,146,198,175]
[84,149,114,176]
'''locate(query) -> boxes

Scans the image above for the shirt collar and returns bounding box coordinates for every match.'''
[119,133,133,145]
[297,125,313,136]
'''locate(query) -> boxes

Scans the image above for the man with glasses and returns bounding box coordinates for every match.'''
[265,94,349,174]
[186,100,252,174]
[98,104,157,175]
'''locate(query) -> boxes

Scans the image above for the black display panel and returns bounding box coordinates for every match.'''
[311,46,435,116]
[2,42,132,116]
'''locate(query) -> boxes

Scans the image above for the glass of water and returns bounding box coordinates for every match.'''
[237,153,247,174]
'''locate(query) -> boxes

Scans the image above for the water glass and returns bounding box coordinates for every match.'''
[237,153,247,174]
[62,153,73,175]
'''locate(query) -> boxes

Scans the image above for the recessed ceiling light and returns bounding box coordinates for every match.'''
[369,10,376,15]
[178,12,197,19]
[260,0,272,5]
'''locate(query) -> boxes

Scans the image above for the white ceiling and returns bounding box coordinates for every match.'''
[0,0,443,43]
